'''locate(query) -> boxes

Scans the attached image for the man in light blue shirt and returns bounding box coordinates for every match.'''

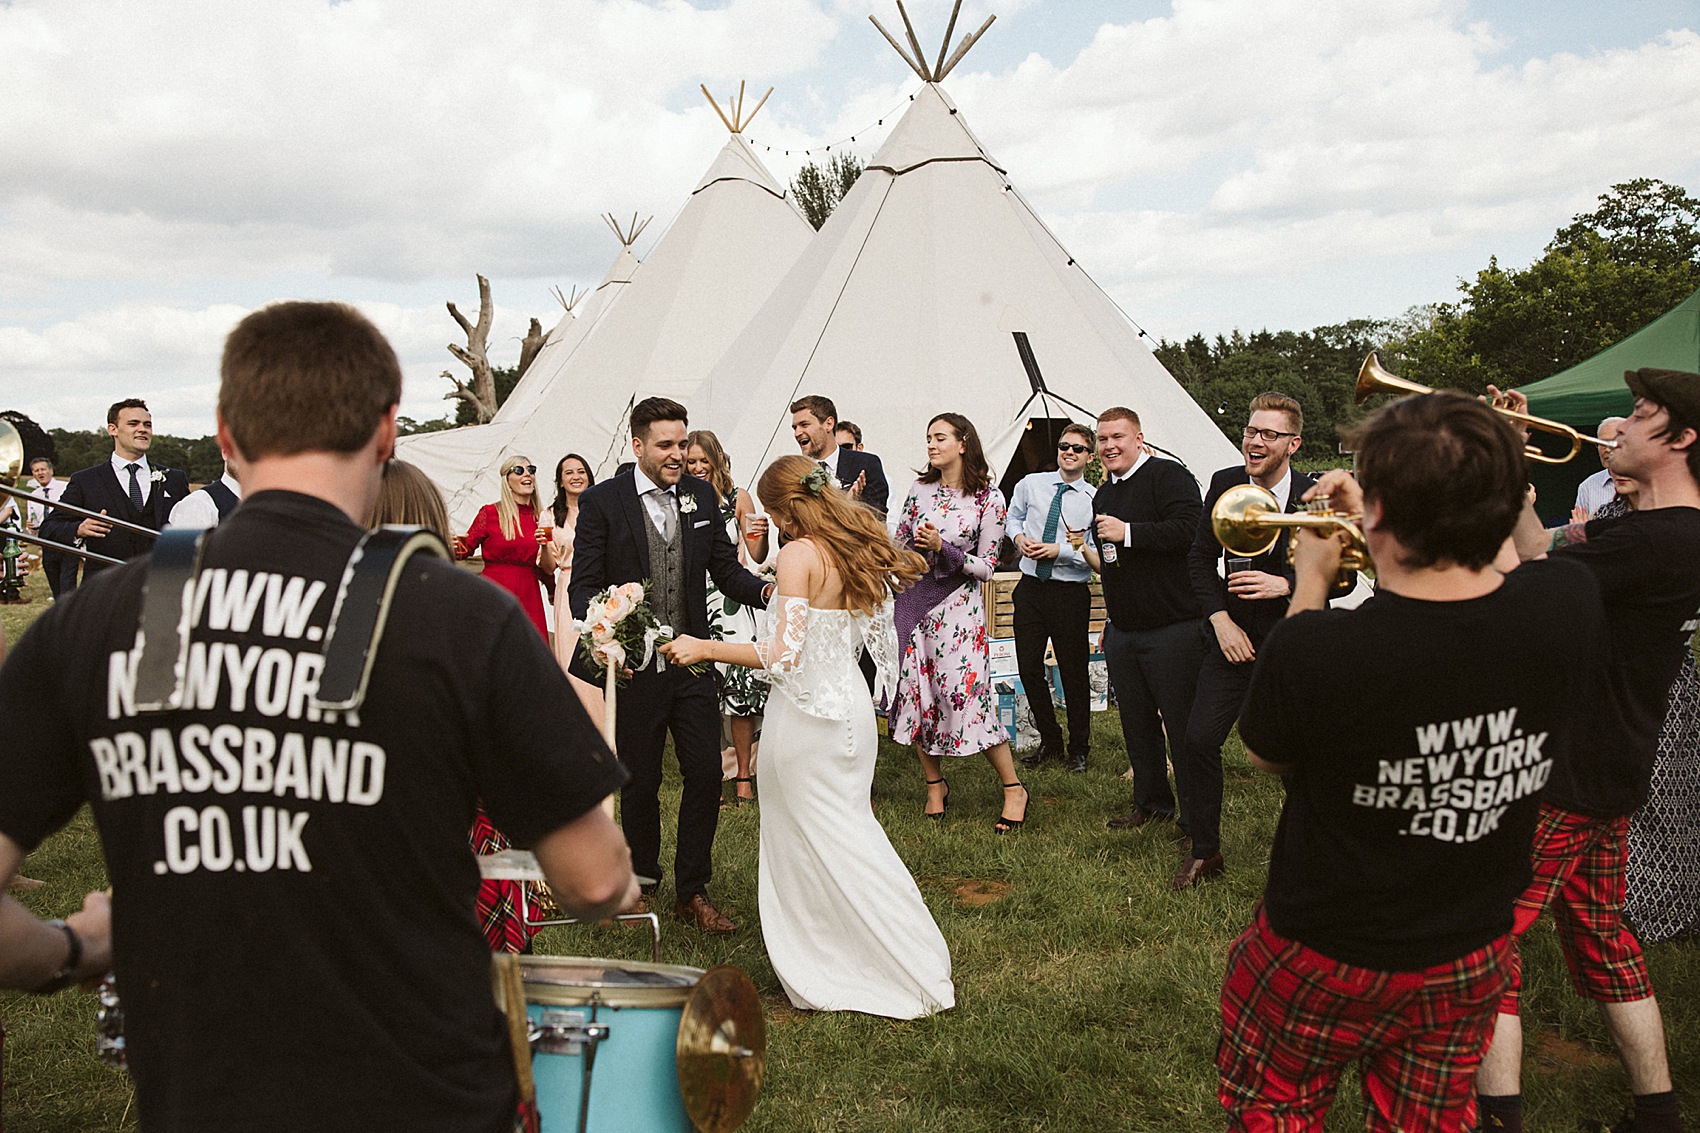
[1005,423,1099,771]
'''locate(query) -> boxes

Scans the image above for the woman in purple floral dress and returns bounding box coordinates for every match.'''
[891,413,1030,832]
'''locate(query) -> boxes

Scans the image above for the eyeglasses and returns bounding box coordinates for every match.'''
[1057,442,1092,454]
[507,464,538,475]
[1242,427,1298,443]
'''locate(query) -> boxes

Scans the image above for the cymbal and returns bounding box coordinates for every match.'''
[676,965,766,1133]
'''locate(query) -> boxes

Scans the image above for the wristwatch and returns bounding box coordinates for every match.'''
[32,918,83,995]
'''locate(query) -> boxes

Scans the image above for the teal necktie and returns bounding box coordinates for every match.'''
[1035,481,1070,581]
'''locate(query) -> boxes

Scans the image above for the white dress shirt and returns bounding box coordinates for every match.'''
[1574,469,1615,519]
[109,452,155,506]
[1005,470,1097,582]
[168,473,243,530]
[26,479,62,531]
[632,465,678,537]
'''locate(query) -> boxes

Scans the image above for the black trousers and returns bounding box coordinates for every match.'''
[1179,643,1257,859]
[614,661,722,901]
[41,547,75,599]
[1101,618,1207,822]
[1012,575,1092,755]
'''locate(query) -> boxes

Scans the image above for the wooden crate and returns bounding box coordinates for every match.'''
[982,571,1108,638]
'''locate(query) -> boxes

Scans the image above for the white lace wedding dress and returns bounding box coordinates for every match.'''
[754,596,955,1019]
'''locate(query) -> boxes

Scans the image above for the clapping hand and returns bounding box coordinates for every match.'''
[847,471,867,501]
[913,520,943,553]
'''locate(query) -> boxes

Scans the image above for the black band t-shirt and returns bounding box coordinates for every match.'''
[1546,507,1700,817]
[0,490,628,1133]
[1239,557,1607,971]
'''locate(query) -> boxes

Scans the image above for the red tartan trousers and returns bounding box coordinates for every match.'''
[1500,802,1652,1013]
[471,806,539,954]
[1218,906,1512,1133]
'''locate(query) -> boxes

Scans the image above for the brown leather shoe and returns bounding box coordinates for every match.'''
[1106,806,1164,830]
[628,885,658,917]
[1170,854,1225,890]
[674,894,737,934]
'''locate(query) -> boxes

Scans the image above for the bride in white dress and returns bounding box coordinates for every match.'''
[662,454,955,1019]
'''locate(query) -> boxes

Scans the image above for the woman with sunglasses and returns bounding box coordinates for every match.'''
[457,456,551,638]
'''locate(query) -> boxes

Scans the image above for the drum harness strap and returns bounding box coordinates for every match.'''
[133,525,449,713]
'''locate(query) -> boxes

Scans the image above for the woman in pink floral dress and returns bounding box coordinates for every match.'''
[891,413,1030,832]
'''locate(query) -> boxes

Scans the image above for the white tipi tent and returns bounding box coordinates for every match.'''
[704,13,1240,498]
[399,87,814,529]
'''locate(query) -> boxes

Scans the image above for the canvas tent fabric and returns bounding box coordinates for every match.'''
[700,83,1241,495]
[1518,285,1700,522]
[397,134,813,530]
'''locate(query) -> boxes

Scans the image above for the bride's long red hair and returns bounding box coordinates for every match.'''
[756,454,925,615]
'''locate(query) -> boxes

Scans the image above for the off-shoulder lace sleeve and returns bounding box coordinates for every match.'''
[862,600,901,703]
[754,595,810,675]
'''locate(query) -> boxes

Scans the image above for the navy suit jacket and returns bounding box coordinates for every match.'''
[833,447,889,516]
[568,472,768,677]
[41,460,190,575]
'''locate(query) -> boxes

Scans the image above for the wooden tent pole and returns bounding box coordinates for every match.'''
[894,1,933,81]
[743,86,774,131]
[937,14,996,81]
[701,84,737,133]
[933,0,964,81]
[868,15,929,82]
[735,80,747,131]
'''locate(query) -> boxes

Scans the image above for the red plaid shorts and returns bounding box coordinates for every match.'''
[1218,906,1512,1133]
[1500,802,1651,1013]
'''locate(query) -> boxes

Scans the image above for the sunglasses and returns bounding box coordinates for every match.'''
[1057,442,1092,454]
[1242,427,1298,443]
[507,464,538,475]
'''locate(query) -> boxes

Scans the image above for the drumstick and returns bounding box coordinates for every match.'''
[495,953,536,1104]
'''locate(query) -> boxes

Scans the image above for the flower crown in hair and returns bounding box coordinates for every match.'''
[800,465,830,496]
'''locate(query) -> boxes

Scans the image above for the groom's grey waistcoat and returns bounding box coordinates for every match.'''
[644,503,686,634]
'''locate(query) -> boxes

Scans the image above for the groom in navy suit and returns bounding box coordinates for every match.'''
[570,397,772,933]
[41,399,189,587]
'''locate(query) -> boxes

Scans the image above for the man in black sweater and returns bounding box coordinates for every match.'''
[1083,406,1206,834]
[1177,392,1315,890]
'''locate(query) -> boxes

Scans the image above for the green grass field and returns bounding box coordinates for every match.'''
[2,596,1696,1131]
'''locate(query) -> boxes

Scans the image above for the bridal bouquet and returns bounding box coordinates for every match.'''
[574,581,706,681]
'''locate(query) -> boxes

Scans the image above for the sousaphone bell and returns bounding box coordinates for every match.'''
[1211,483,1371,586]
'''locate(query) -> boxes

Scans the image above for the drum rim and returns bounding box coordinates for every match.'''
[511,953,705,1009]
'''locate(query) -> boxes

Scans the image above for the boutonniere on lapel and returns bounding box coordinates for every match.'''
[677,492,698,516]
[150,470,166,484]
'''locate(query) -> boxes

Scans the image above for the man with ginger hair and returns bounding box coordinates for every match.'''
[0,301,635,1132]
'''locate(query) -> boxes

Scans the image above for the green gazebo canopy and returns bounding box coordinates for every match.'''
[1520,285,1700,426]
[1517,286,1700,521]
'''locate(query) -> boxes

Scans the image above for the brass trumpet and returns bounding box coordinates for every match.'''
[0,418,139,565]
[1211,483,1371,585]
[1355,352,1614,465]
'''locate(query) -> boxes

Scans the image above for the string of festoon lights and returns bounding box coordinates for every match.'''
[742,88,921,159]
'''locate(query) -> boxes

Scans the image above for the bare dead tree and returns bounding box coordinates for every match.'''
[516,317,546,378]
[444,274,498,423]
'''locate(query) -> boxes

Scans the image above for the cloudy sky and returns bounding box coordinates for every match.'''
[4,0,1698,436]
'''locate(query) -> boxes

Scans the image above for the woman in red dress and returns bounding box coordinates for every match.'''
[456,455,552,951]
[459,456,550,638]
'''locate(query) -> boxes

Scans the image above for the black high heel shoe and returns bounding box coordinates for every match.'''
[732,777,756,808]
[923,777,950,820]
[994,781,1029,834]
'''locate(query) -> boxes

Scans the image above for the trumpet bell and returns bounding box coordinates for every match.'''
[1211,484,1284,558]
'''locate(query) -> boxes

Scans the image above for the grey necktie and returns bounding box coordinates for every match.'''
[652,488,677,541]
[125,463,145,513]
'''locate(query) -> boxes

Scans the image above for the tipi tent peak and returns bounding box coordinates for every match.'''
[603,212,651,249]
[702,80,774,135]
[870,0,996,85]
